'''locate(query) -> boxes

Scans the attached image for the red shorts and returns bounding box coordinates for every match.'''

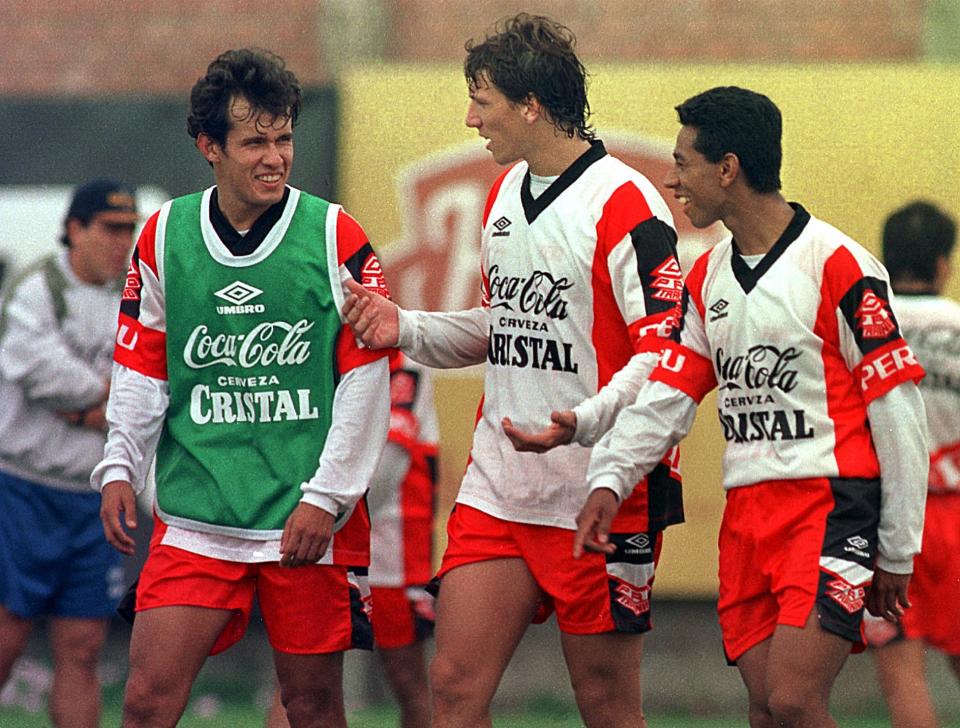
[137,521,372,655]
[898,492,960,655]
[370,586,435,649]
[718,478,880,663]
[437,504,661,635]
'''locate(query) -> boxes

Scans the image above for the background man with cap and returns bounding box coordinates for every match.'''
[0,178,139,728]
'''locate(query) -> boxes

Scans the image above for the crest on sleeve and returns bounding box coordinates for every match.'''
[122,261,141,301]
[854,290,895,339]
[650,257,684,303]
[361,254,389,297]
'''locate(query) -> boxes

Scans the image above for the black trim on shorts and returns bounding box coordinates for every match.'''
[349,577,374,651]
[605,529,660,634]
[816,477,881,644]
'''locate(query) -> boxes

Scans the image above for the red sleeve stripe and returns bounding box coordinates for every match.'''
[335,325,391,375]
[482,168,513,228]
[813,249,879,475]
[649,342,716,403]
[113,312,167,380]
[684,252,710,320]
[136,212,160,278]
[855,339,925,403]
[628,308,676,354]
[596,182,653,257]
[335,209,370,265]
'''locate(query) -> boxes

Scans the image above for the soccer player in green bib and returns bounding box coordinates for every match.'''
[93,48,392,728]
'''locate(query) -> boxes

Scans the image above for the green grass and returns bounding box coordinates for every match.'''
[3,703,956,728]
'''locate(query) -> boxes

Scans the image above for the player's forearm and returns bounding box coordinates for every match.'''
[397,307,489,368]
[90,364,169,495]
[586,381,697,501]
[300,357,390,514]
[868,383,928,573]
[573,351,659,446]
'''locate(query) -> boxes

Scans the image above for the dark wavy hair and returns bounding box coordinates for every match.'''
[464,13,595,141]
[187,48,302,146]
[883,200,956,284]
[675,86,782,194]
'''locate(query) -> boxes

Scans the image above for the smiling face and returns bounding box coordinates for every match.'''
[664,125,726,230]
[198,96,293,229]
[465,74,531,166]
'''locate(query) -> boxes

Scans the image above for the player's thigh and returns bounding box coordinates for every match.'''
[0,604,32,676]
[48,616,109,668]
[735,637,772,706]
[560,630,644,698]
[766,609,850,701]
[434,558,540,678]
[873,638,929,695]
[273,650,343,703]
[128,605,233,691]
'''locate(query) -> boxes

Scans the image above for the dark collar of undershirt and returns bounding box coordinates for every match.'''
[209,187,290,256]
[519,139,607,224]
[730,201,811,294]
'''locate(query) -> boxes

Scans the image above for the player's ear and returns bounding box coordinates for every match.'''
[718,152,740,188]
[520,94,543,125]
[196,133,221,165]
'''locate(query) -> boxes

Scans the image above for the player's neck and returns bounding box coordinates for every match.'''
[525,134,592,177]
[725,194,795,256]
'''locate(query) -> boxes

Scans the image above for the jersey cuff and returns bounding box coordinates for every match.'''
[298,490,340,518]
[874,554,914,575]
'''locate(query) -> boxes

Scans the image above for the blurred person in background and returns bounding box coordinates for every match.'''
[866,200,960,727]
[94,48,391,728]
[268,353,440,728]
[343,13,683,728]
[0,178,138,727]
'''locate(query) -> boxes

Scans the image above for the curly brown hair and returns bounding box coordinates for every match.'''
[464,13,595,141]
[187,48,302,147]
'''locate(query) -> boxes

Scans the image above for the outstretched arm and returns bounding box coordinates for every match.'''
[342,278,400,349]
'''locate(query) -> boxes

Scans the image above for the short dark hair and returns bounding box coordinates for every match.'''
[882,201,956,284]
[187,48,302,147]
[464,13,594,141]
[675,86,782,193]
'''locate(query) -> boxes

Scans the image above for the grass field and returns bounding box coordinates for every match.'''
[3,704,950,728]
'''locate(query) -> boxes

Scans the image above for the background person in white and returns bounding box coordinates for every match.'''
[0,178,137,728]
[868,200,960,728]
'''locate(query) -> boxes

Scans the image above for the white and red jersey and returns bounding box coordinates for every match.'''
[652,204,925,487]
[368,355,439,587]
[895,295,960,493]
[461,140,683,531]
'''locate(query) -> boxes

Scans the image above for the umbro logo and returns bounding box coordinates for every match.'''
[215,281,265,315]
[843,534,871,559]
[215,281,263,305]
[622,532,653,556]
[492,216,512,237]
[847,536,868,550]
[709,299,729,322]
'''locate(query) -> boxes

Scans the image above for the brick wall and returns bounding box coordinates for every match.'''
[0,0,928,95]
[385,0,927,63]
[0,0,329,95]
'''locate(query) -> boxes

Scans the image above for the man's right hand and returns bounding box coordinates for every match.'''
[573,488,621,559]
[100,480,138,555]
[342,278,400,349]
[503,410,577,453]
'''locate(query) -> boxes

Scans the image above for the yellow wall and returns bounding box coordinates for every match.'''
[338,64,960,597]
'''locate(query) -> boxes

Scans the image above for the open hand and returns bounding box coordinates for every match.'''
[502,411,577,453]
